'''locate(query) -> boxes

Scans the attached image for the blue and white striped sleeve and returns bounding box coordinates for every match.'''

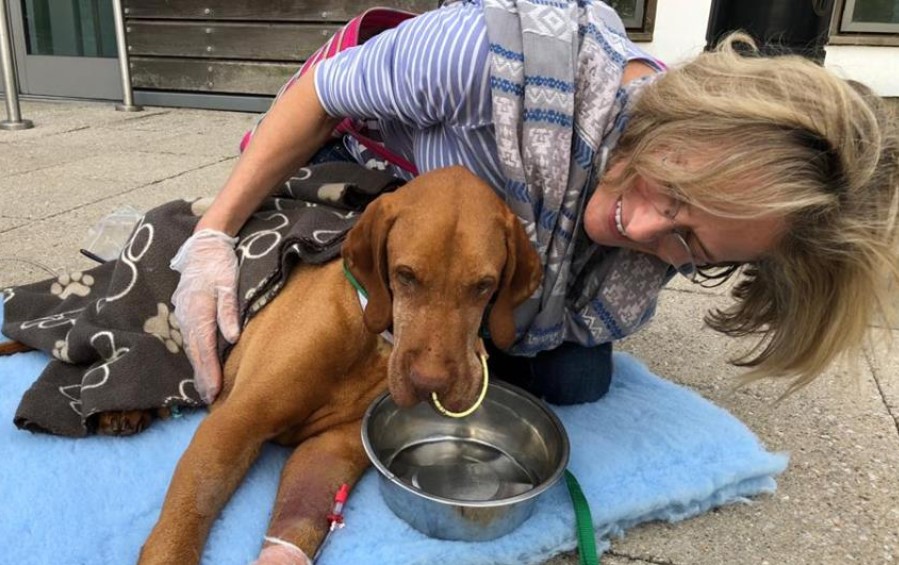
[313,2,491,129]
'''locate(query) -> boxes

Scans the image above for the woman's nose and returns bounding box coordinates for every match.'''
[623,200,674,243]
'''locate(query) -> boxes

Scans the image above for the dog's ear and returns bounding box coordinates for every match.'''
[488,215,542,350]
[341,194,396,334]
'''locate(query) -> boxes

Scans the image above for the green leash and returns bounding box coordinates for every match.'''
[565,470,600,565]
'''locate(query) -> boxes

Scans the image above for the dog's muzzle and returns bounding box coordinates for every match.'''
[430,351,489,418]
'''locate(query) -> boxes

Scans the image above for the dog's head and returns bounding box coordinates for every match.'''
[342,166,542,411]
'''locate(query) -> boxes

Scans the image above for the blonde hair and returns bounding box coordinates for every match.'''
[614,34,899,392]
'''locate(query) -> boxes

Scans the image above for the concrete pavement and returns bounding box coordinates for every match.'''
[1,99,897,565]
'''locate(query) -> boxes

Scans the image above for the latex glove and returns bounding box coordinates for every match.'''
[170,228,241,404]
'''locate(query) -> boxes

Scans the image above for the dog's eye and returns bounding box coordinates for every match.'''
[395,267,417,288]
[474,278,496,296]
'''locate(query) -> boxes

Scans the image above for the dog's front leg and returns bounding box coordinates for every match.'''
[138,404,271,565]
[252,420,371,565]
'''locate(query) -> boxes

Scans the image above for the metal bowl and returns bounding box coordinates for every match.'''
[361,380,569,541]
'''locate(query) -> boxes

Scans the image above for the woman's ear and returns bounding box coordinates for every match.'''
[341,195,397,333]
[488,215,542,350]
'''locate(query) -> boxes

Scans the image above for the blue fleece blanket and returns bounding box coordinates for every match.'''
[0,308,788,565]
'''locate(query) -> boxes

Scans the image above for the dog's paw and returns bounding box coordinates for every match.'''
[95,410,154,436]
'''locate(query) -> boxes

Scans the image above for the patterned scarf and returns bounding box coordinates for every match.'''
[483,0,672,355]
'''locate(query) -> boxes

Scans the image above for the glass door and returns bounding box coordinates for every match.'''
[9,0,122,99]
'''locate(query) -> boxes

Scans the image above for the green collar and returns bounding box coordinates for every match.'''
[343,262,367,299]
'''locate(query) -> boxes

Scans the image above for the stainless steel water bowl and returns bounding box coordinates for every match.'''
[361,380,570,541]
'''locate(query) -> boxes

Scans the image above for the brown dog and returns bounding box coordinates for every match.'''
[136,166,542,564]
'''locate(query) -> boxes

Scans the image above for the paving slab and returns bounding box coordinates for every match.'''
[127,127,253,158]
[35,150,226,186]
[0,159,236,290]
[103,108,258,134]
[867,329,899,432]
[616,288,899,565]
[0,139,97,177]
[4,100,169,141]
[0,170,143,220]
[0,217,28,233]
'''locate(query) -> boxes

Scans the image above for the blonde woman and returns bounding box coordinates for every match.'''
[170,0,899,415]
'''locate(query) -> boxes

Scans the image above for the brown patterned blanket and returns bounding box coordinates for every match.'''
[1,163,402,437]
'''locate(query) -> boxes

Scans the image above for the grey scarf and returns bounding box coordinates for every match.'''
[483,0,671,354]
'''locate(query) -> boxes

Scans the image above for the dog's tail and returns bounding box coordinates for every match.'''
[0,340,34,356]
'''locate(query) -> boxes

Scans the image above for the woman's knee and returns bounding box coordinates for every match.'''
[487,341,613,406]
[532,341,613,405]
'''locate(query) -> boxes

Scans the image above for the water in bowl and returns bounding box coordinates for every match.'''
[386,436,538,501]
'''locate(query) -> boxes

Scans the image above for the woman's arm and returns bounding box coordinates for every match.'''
[171,64,340,404]
[197,64,341,237]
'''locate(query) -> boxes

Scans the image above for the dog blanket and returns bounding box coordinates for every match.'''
[1,162,403,436]
[0,311,788,564]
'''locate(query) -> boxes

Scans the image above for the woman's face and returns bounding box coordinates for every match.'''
[583,159,787,267]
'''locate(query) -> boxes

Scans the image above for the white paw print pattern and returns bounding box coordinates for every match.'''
[52,339,71,362]
[364,158,388,171]
[190,197,215,217]
[143,303,184,354]
[50,271,95,300]
[317,183,346,203]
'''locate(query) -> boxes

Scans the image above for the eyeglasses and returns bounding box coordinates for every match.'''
[647,192,698,282]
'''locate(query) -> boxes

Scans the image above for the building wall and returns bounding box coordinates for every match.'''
[637,0,899,96]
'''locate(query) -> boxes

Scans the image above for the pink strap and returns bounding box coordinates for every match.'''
[335,121,419,175]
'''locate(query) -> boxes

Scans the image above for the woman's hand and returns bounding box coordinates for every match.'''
[170,229,241,404]
[168,64,338,404]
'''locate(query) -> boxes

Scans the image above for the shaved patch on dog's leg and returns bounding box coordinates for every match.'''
[265,422,369,559]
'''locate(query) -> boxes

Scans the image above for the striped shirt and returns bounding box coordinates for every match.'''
[313,0,660,190]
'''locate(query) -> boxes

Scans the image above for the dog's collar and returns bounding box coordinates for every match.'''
[343,262,394,344]
[343,262,367,298]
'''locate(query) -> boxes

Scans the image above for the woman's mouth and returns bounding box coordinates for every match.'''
[610,196,627,239]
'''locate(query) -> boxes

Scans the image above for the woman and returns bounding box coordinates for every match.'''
[170,0,899,407]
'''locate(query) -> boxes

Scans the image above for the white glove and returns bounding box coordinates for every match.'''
[170,229,241,404]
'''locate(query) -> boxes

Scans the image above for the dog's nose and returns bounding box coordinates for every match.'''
[408,360,452,399]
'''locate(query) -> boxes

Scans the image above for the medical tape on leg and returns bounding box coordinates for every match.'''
[263,536,311,564]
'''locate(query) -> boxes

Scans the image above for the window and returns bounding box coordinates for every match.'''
[21,0,117,58]
[831,0,899,45]
[607,0,657,41]
[840,0,899,32]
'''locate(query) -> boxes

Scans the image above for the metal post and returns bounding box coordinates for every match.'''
[0,0,32,130]
[112,0,142,112]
